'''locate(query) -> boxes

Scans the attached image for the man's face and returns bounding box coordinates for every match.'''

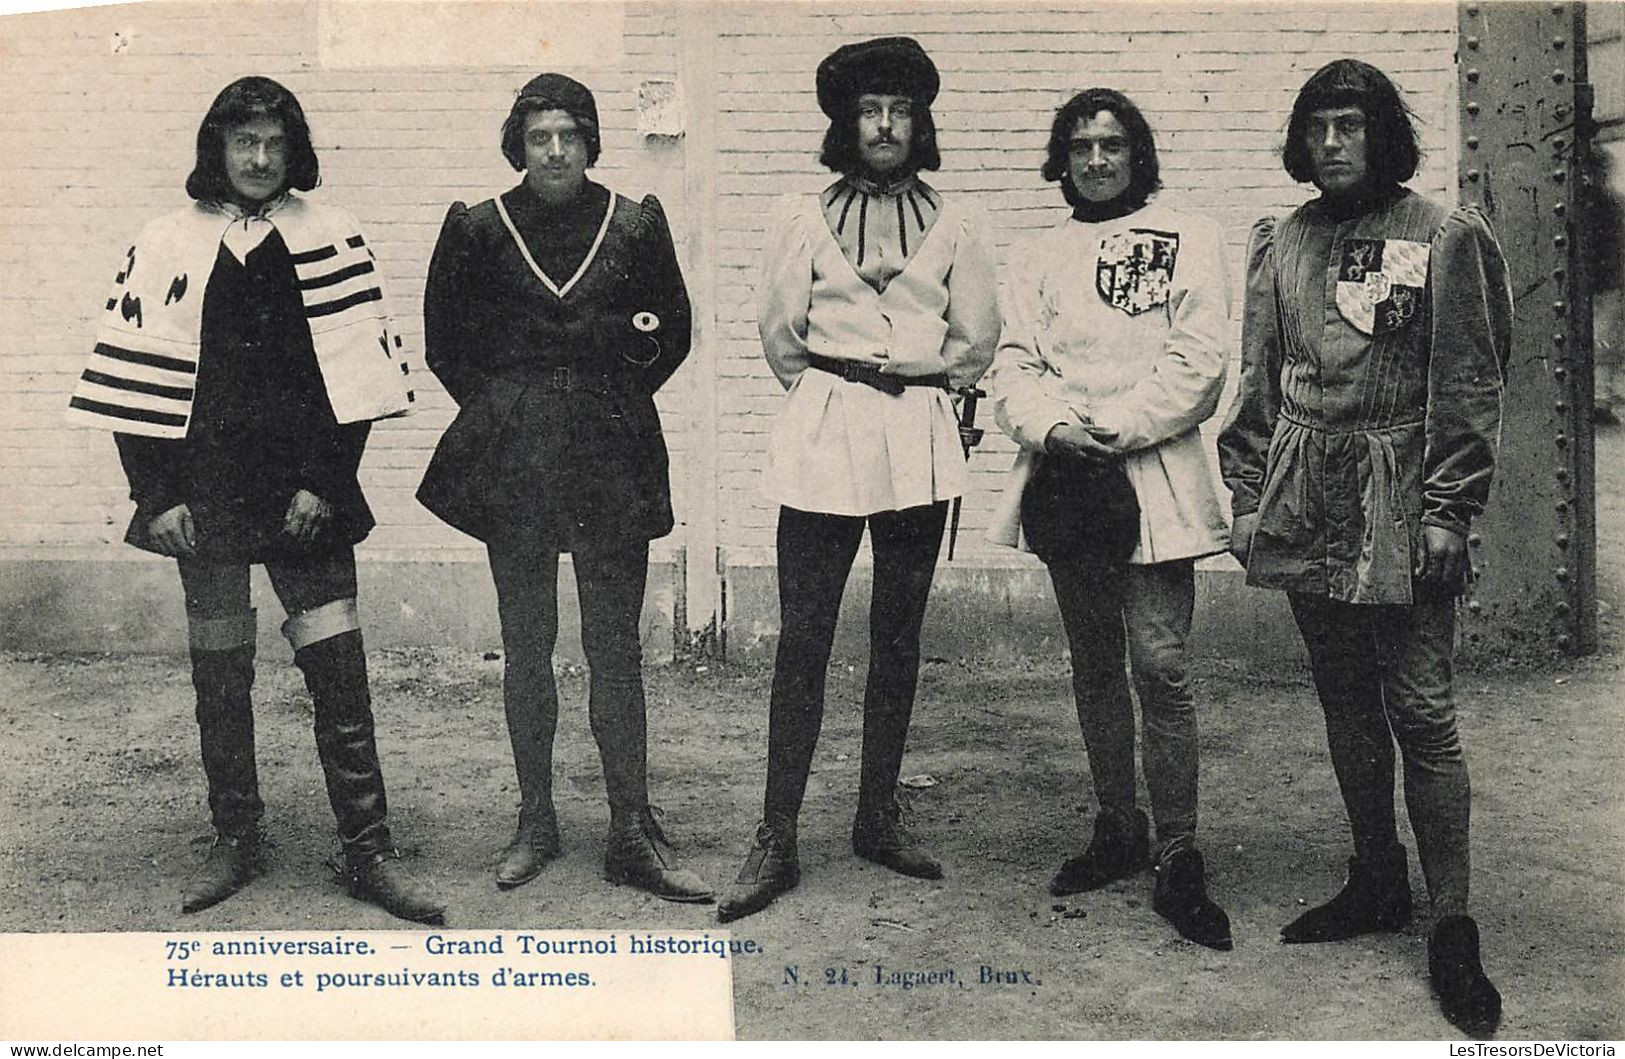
[1304,104,1371,197]
[223,115,290,207]
[522,109,591,202]
[1067,109,1133,204]
[855,93,914,176]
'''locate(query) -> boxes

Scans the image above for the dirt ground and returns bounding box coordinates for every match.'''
[3,429,1622,1041]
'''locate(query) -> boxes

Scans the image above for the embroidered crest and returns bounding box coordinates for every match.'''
[1095,228,1180,316]
[1335,237,1428,336]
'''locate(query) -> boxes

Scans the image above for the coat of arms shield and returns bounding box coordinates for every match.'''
[1335,237,1428,336]
[1095,228,1180,316]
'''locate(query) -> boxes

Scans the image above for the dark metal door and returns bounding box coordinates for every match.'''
[1458,1,1597,656]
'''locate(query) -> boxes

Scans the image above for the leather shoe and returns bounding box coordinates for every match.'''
[1282,851,1412,943]
[496,801,562,890]
[852,801,943,880]
[604,807,714,903]
[347,851,446,924]
[181,832,263,913]
[1050,807,1151,895]
[718,820,801,923]
[1153,847,1233,951]
[1430,915,1502,1036]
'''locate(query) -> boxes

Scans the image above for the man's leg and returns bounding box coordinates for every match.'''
[719,506,864,922]
[268,549,443,924]
[853,500,950,879]
[176,560,263,912]
[1281,592,1411,942]
[485,533,564,889]
[1375,588,1498,1030]
[1044,555,1149,895]
[577,539,711,902]
[1125,560,1230,950]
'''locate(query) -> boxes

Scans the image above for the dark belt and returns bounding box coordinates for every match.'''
[499,365,629,393]
[807,354,948,396]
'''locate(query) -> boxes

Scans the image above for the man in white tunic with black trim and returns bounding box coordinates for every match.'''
[720,37,1000,922]
[65,77,442,924]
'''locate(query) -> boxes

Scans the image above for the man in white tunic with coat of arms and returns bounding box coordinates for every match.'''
[986,88,1234,952]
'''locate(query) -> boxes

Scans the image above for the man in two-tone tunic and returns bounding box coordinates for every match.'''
[66,77,442,923]
[719,37,1000,922]
[1218,59,1511,1033]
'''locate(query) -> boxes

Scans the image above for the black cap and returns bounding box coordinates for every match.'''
[815,37,939,119]
[503,72,601,168]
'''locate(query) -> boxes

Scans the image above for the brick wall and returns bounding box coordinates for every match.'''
[707,1,1461,567]
[0,1,1463,650]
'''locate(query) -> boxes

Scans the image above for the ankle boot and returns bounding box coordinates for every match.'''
[346,851,446,925]
[294,631,392,864]
[1430,915,1502,1035]
[1050,807,1151,896]
[604,807,714,903]
[191,644,265,845]
[1153,847,1233,951]
[497,798,562,890]
[718,818,801,923]
[852,798,943,880]
[181,831,264,913]
[496,640,562,890]
[1282,850,1412,943]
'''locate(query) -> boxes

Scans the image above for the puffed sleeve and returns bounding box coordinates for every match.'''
[988,230,1077,452]
[1420,206,1513,535]
[1217,216,1284,518]
[756,196,815,390]
[1088,214,1231,451]
[940,207,1001,389]
[632,194,692,392]
[422,201,480,406]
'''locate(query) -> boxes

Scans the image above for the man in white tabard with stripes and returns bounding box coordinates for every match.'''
[66,76,443,924]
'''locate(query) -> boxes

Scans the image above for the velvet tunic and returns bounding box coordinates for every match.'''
[416,181,692,547]
[1217,189,1513,604]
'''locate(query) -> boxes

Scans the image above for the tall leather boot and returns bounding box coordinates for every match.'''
[183,642,265,913]
[496,648,561,889]
[294,629,444,925]
[591,670,712,903]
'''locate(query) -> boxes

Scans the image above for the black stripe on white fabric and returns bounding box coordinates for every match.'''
[346,235,366,249]
[69,396,187,427]
[94,342,196,375]
[80,369,193,401]
[299,259,375,291]
[289,245,339,265]
[306,287,383,317]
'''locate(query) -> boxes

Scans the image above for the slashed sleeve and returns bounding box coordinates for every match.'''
[1088,215,1231,451]
[1420,206,1513,535]
[1217,216,1284,518]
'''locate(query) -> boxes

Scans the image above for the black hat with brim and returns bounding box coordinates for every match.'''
[816,37,940,119]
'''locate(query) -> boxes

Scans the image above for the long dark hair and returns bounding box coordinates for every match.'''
[819,104,941,175]
[1041,88,1161,210]
[1282,59,1421,188]
[185,76,319,202]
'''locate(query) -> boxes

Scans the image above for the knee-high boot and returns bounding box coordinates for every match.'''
[183,640,265,912]
[293,627,444,924]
